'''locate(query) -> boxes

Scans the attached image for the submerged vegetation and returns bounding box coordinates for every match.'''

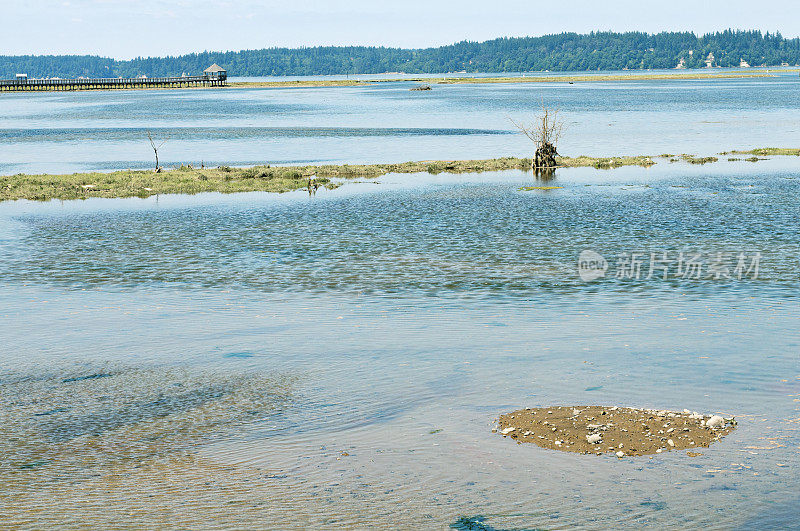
[1,148,796,202]
[0,365,298,528]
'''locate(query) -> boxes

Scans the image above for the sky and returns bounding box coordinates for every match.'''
[1,0,798,59]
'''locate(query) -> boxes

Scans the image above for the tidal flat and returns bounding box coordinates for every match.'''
[230,70,781,89]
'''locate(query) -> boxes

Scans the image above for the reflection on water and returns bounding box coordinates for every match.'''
[1,164,799,528]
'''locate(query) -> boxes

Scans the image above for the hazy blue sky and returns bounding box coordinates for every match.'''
[2,0,797,59]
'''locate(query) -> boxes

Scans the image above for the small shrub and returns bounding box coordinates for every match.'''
[280,170,303,179]
[683,155,718,165]
[593,158,616,169]
[426,163,445,174]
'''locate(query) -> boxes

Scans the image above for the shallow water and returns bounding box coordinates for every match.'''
[1,70,800,175]
[1,161,799,528]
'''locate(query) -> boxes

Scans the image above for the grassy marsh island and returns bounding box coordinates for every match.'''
[0,156,651,202]
[721,147,800,156]
[2,149,797,202]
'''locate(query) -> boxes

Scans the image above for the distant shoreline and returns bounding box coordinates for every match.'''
[0,70,790,93]
[2,149,797,202]
[231,70,784,89]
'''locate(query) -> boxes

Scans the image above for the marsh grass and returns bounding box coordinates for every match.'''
[722,147,800,156]
[682,155,719,165]
[559,155,655,169]
[0,166,336,202]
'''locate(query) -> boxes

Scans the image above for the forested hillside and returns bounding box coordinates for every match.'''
[2,30,798,78]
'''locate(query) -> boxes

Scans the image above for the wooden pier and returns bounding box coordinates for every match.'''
[0,74,227,92]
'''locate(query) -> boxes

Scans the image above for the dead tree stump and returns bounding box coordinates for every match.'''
[534,142,558,170]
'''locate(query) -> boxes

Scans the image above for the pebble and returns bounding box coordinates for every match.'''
[501,427,515,435]
[586,433,602,444]
[616,451,625,458]
[667,439,675,447]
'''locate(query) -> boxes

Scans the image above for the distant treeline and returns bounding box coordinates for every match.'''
[2,30,799,78]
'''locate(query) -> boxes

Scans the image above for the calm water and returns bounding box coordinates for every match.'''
[1,158,799,528]
[1,70,800,175]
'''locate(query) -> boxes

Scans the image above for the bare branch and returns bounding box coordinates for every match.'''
[509,105,563,151]
[510,103,565,170]
[147,130,167,172]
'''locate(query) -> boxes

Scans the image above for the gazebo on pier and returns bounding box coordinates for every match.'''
[1,65,229,92]
[203,64,228,82]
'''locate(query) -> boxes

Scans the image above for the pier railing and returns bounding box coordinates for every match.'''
[0,74,227,91]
